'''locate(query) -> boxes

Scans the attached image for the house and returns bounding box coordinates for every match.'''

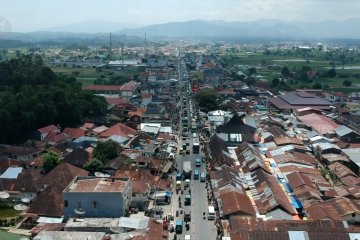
[63,148,90,168]
[335,125,360,143]
[236,142,270,173]
[62,128,86,139]
[131,180,151,210]
[100,123,137,139]
[63,176,132,220]
[141,93,152,106]
[216,114,257,146]
[119,80,140,100]
[219,188,255,218]
[268,91,332,111]
[34,125,60,141]
[294,107,323,117]
[305,197,360,222]
[128,108,146,130]
[68,136,98,149]
[208,134,235,168]
[1,146,42,161]
[325,92,348,103]
[349,92,360,101]
[298,113,339,135]
[26,163,89,218]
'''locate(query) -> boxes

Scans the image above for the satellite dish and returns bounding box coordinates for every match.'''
[0,191,10,199]
[21,197,31,203]
[74,208,86,215]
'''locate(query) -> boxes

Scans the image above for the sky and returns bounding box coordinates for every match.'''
[1,0,360,32]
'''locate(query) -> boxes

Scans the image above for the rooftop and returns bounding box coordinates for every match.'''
[66,177,128,193]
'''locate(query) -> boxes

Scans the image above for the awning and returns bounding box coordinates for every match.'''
[161,161,173,173]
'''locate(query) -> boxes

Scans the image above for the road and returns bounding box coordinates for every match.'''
[172,92,217,240]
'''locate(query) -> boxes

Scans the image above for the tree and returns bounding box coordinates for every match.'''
[93,140,120,163]
[343,79,352,87]
[327,68,337,78]
[271,78,280,87]
[248,67,256,76]
[312,82,322,89]
[281,66,290,77]
[194,89,219,112]
[83,159,104,175]
[42,152,60,173]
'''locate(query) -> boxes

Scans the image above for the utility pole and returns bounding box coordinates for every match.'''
[109,32,112,61]
[121,42,124,66]
[144,32,147,57]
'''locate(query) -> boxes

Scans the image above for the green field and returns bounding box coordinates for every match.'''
[51,66,140,86]
[222,52,360,91]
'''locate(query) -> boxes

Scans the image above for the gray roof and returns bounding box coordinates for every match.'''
[34,231,106,240]
[335,125,353,137]
[342,148,360,167]
[280,91,331,106]
[0,167,22,179]
[118,217,149,229]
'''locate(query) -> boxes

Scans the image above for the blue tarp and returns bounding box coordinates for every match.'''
[282,183,292,193]
[290,195,303,209]
[270,162,277,168]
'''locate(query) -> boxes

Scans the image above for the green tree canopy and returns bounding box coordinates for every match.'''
[281,66,290,77]
[93,140,120,163]
[327,68,337,78]
[343,79,352,87]
[83,159,104,175]
[0,54,108,143]
[248,67,257,76]
[194,89,219,112]
[42,152,60,173]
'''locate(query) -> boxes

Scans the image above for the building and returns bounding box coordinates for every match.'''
[63,176,132,220]
[34,124,60,141]
[269,91,332,111]
[119,80,140,100]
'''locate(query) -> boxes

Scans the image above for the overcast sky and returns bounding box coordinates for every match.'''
[1,0,360,32]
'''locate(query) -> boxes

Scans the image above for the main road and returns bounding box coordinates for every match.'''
[174,94,217,240]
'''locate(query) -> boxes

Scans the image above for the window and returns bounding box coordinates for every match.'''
[64,200,68,207]
[92,201,97,209]
[78,202,82,208]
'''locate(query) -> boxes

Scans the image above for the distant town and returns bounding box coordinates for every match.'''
[1,37,360,240]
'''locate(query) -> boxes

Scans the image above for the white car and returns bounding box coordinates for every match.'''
[185,235,191,240]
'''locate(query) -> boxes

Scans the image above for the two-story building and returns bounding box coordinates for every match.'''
[63,176,132,220]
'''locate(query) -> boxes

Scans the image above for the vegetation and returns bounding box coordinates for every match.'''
[194,89,219,112]
[93,140,120,163]
[0,54,108,143]
[42,152,61,173]
[83,158,104,175]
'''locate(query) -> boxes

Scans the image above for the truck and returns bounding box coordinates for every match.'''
[208,206,215,220]
[193,137,200,154]
[183,161,192,179]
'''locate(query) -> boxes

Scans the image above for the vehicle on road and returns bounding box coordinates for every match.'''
[179,148,184,155]
[176,181,182,191]
[195,158,201,167]
[208,206,215,220]
[193,137,200,154]
[176,173,182,181]
[185,234,191,240]
[184,194,191,205]
[176,220,183,234]
[185,179,190,187]
[183,161,192,179]
[184,211,191,222]
[194,169,199,180]
[200,172,206,182]
[185,148,190,154]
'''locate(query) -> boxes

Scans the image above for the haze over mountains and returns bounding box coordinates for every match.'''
[1,18,360,41]
[119,19,360,39]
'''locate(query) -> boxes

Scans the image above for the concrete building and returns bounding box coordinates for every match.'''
[63,176,132,220]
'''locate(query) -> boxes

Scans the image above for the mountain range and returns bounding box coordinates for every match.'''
[119,19,360,39]
[1,18,360,43]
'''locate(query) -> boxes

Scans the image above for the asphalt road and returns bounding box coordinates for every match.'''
[173,95,217,240]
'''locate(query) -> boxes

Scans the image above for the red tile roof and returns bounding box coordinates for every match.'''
[100,123,137,138]
[105,97,128,105]
[63,127,86,139]
[83,85,122,91]
[43,132,70,143]
[298,113,339,135]
[119,80,139,91]
[81,123,95,130]
[37,125,59,134]
[220,189,256,216]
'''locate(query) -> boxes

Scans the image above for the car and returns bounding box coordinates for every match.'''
[186,149,190,154]
[186,140,190,146]
[195,158,201,167]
